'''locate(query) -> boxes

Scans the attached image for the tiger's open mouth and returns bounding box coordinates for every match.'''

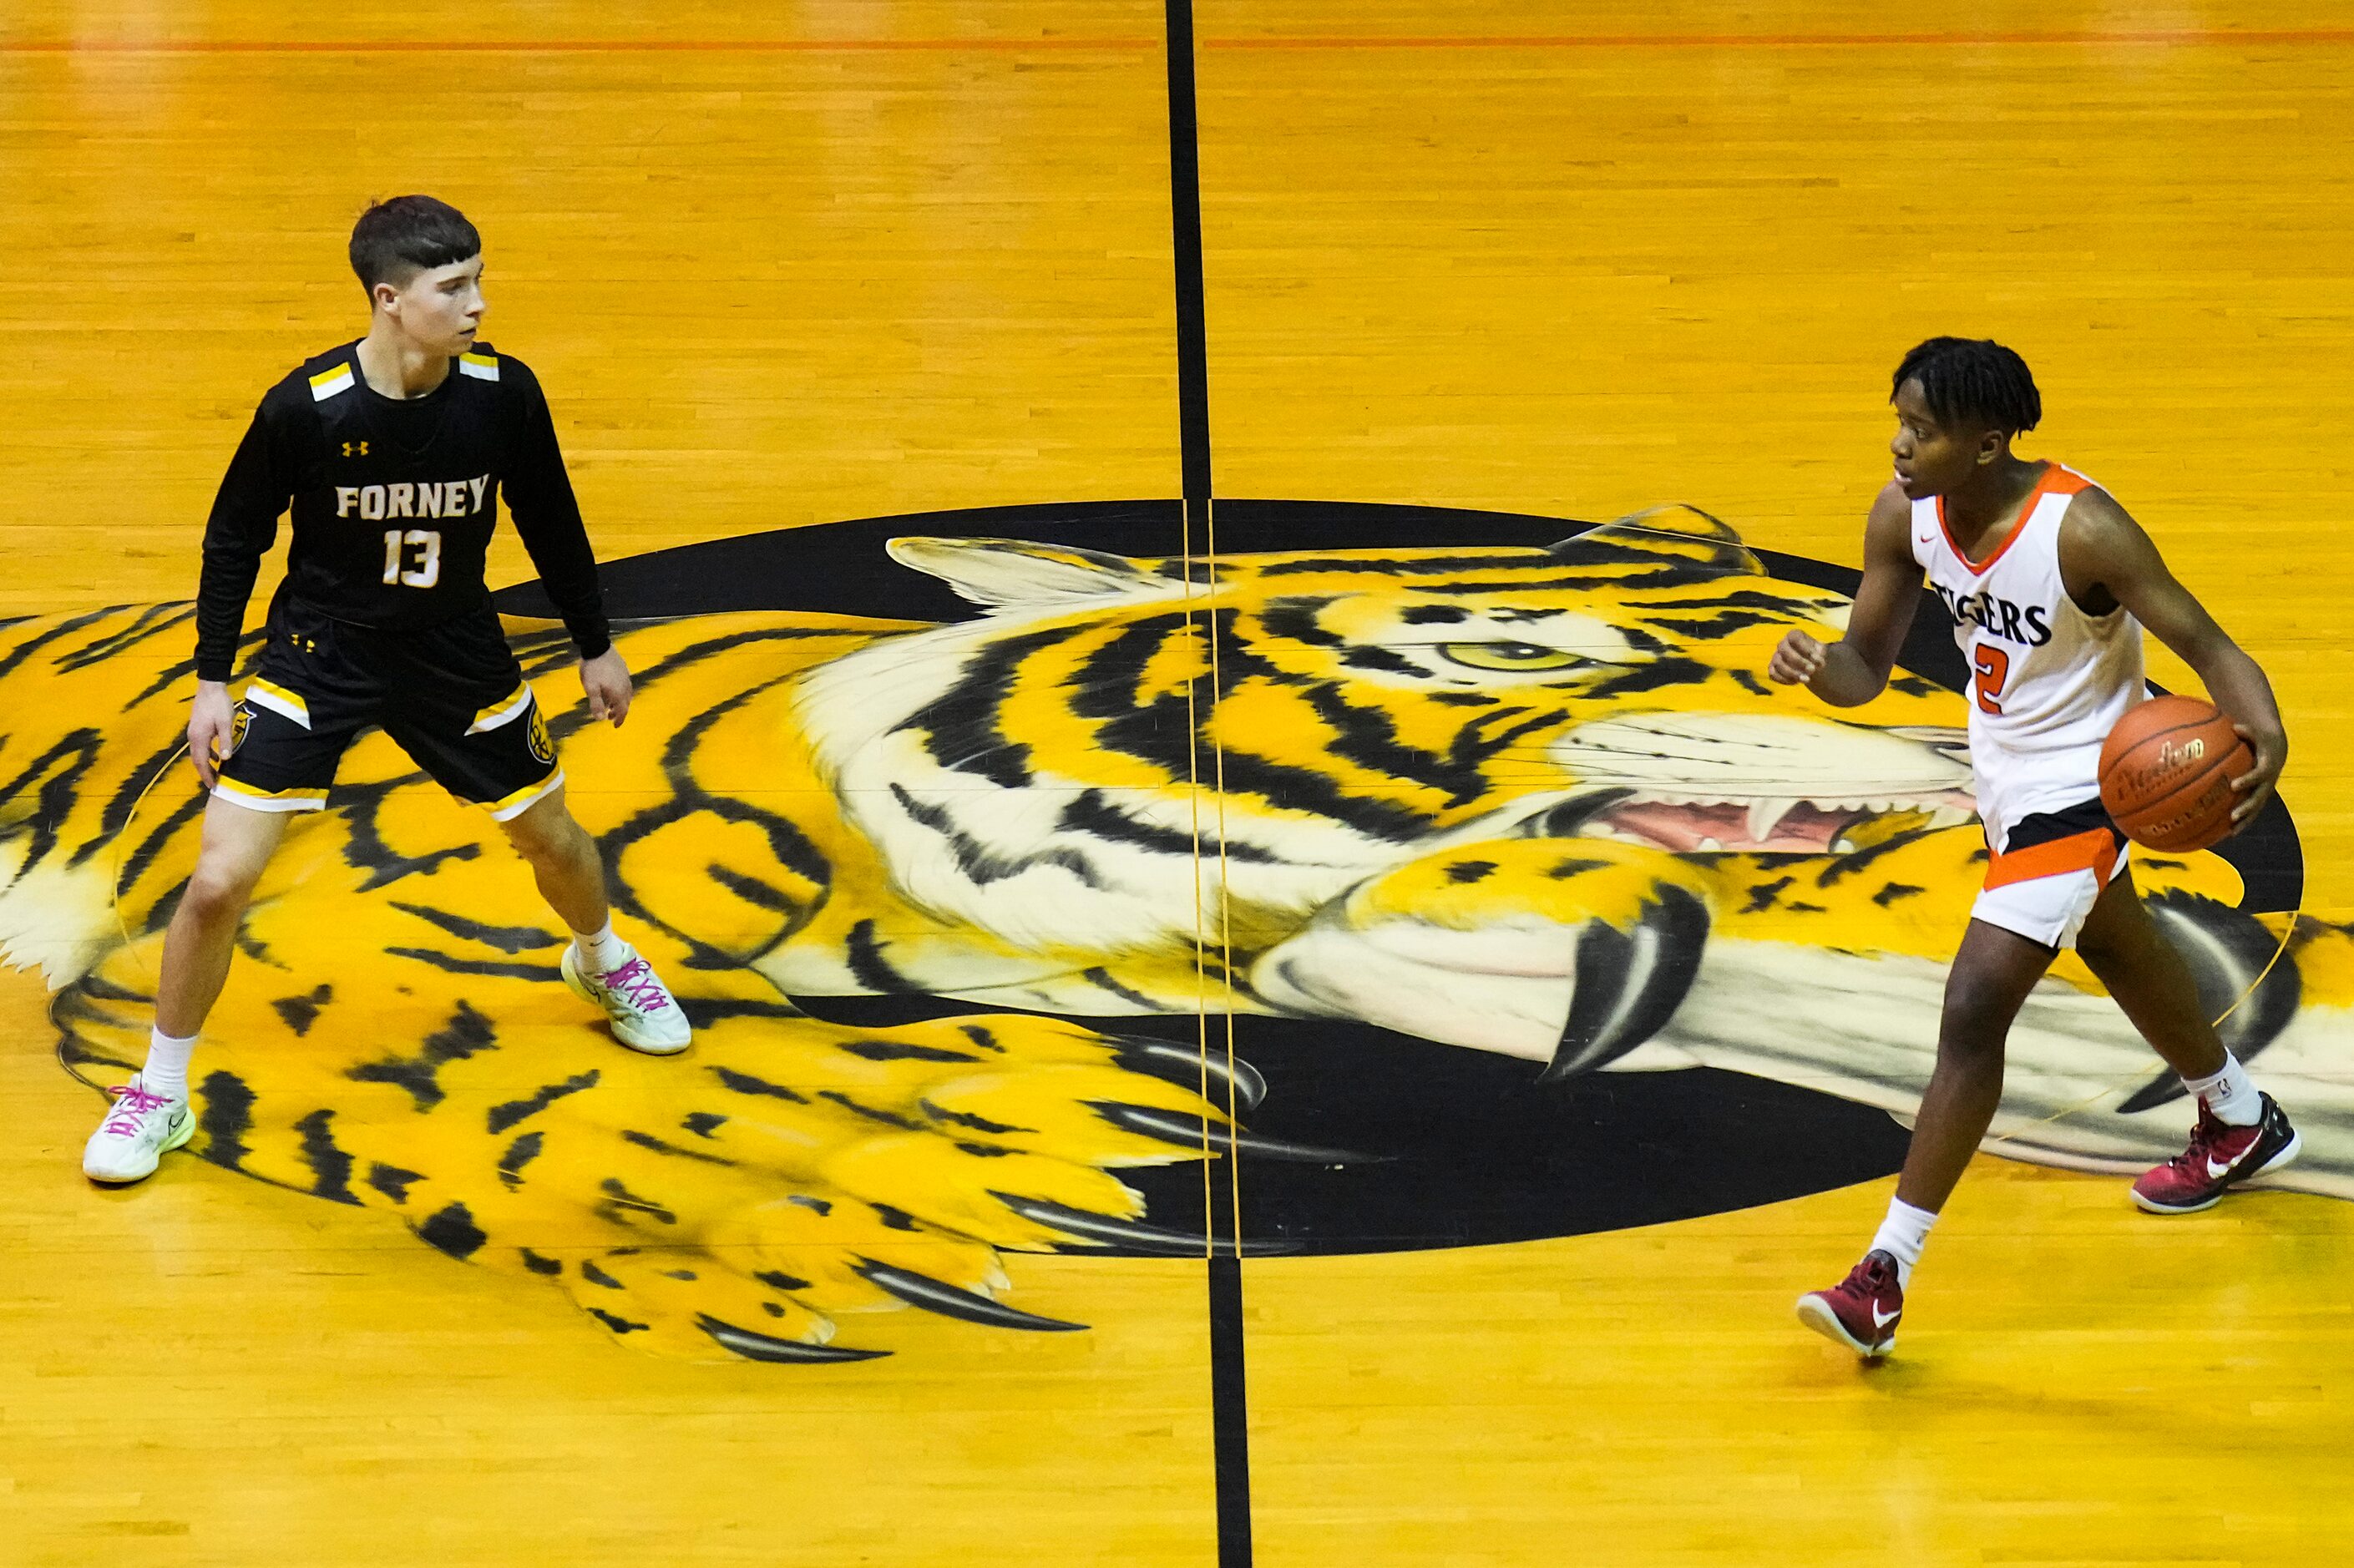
[1579,791,1979,854]
[1544,714,1977,855]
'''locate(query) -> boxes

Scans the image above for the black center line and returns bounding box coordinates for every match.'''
[1167,0,1214,508]
[1162,1,1253,1563]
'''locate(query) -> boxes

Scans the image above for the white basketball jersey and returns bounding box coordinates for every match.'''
[1909,463,2144,852]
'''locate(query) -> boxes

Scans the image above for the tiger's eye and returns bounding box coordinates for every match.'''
[1438,642,1586,671]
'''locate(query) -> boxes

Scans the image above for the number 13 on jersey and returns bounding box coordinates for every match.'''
[1972,643,2010,715]
[382,529,442,588]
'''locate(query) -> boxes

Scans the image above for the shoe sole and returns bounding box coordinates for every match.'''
[84,1109,196,1186]
[1795,1294,1894,1358]
[560,948,692,1056]
[2131,1127,2303,1216]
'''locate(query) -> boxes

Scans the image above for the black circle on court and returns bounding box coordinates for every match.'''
[499,498,2303,1255]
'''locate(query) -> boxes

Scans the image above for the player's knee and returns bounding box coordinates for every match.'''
[500,817,557,864]
[1937,974,2017,1060]
[180,860,261,924]
[501,806,586,867]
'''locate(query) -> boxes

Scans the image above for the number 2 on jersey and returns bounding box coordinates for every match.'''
[382,529,442,589]
[1972,644,2010,715]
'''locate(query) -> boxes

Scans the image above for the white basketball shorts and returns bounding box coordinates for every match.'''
[1971,797,2131,951]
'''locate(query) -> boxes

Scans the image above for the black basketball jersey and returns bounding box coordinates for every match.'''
[193,340,609,681]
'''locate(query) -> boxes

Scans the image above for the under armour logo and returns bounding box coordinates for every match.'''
[342,440,369,458]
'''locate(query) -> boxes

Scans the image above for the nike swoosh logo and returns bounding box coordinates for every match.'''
[1871,1304,1899,1328]
[2206,1152,2243,1181]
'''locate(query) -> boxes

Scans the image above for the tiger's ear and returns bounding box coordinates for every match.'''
[1549,504,1762,579]
[887,537,1177,608]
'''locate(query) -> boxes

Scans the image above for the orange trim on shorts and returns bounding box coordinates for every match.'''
[1982,826,2119,890]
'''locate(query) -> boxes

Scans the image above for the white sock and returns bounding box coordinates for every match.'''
[2181,1053,2262,1127]
[571,918,628,976]
[142,1027,198,1103]
[1868,1197,1938,1288]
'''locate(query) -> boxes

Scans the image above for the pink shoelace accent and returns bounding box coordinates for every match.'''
[600,956,672,1014]
[102,1083,175,1138]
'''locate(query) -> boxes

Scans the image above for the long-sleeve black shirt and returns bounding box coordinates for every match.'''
[194,340,610,680]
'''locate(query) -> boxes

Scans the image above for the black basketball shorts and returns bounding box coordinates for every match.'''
[214,599,562,820]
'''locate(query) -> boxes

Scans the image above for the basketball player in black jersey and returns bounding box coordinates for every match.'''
[86,196,691,1185]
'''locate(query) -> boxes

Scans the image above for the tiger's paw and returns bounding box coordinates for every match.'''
[1252,838,1712,1070]
[58,944,1258,1362]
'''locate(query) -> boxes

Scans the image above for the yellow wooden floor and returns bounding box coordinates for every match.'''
[4,3,2352,1564]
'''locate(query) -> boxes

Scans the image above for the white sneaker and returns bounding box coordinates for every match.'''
[84,1075,195,1185]
[561,942,692,1055]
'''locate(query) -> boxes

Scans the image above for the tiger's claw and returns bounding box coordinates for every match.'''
[697,1315,890,1363]
[991,1192,1300,1256]
[1089,1100,1374,1164]
[1111,1037,1268,1110]
[852,1258,1086,1331]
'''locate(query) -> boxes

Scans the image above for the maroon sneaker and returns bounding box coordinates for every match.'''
[2132,1092,2301,1215]
[1795,1249,1902,1358]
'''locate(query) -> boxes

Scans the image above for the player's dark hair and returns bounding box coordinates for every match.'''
[1891,336,2041,435]
[349,195,481,298]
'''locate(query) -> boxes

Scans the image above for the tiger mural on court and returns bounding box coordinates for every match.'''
[3,509,2348,1361]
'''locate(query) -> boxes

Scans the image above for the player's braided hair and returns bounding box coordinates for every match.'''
[350,195,482,297]
[1891,336,2042,435]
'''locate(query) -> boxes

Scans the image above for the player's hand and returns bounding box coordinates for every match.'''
[187,680,236,787]
[580,648,633,727]
[2226,722,2286,832]
[1767,630,1827,687]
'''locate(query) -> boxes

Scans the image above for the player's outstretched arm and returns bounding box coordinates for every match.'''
[2060,492,2287,827]
[1767,481,1921,707]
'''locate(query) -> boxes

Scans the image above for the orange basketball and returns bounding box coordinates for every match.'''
[2098,695,2250,852]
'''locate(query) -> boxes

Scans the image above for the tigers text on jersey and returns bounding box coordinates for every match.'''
[193,341,609,681]
[1909,462,2144,851]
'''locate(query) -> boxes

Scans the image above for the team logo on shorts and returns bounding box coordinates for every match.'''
[223,701,252,760]
[526,706,554,766]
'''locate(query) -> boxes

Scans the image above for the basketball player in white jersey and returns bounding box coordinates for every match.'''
[1770,337,2299,1357]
